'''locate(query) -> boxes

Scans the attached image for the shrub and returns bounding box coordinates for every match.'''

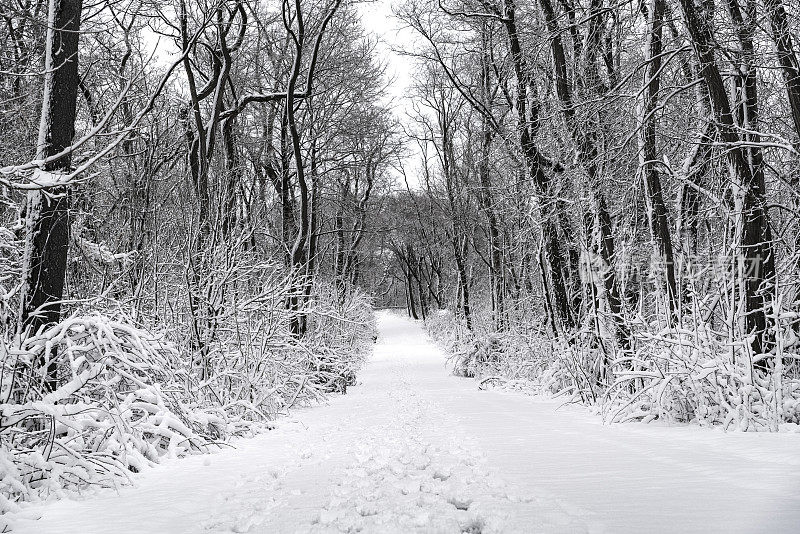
[426,307,800,432]
[0,286,375,513]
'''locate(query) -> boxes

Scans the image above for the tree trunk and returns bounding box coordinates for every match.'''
[477,27,505,330]
[501,2,577,334]
[678,0,776,356]
[454,237,473,331]
[18,0,83,392]
[638,0,678,322]
[405,252,419,320]
[299,142,319,333]
[764,0,800,145]
[537,0,629,349]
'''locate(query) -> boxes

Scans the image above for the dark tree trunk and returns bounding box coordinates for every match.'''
[454,238,473,331]
[405,255,419,320]
[416,257,429,321]
[764,0,800,145]
[19,0,83,392]
[476,28,506,330]
[538,0,629,349]
[679,0,776,357]
[639,0,678,321]
[502,1,577,334]
[764,0,800,324]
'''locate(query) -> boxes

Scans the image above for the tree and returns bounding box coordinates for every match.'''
[678,0,776,356]
[18,0,83,391]
[638,0,678,321]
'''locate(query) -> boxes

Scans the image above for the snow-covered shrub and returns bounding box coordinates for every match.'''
[425,310,469,374]
[190,278,375,422]
[0,314,210,513]
[603,317,800,431]
[426,306,800,432]
[426,310,607,401]
[303,284,375,394]
[0,212,378,514]
[0,286,375,513]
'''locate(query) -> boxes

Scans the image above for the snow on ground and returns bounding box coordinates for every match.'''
[7,310,800,533]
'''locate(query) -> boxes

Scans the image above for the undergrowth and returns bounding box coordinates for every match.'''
[426,307,800,432]
[0,287,374,515]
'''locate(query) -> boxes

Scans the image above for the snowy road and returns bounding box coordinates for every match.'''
[11,310,800,533]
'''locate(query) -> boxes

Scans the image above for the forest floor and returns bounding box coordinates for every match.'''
[9,310,800,533]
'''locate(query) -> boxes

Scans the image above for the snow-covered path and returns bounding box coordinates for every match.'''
[11,310,800,533]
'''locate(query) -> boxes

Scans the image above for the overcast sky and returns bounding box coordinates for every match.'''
[357,0,424,189]
[357,0,415,103]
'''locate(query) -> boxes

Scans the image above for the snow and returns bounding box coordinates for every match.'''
[7,310,800,533]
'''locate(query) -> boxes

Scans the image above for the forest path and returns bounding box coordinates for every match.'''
[12,310,800,533]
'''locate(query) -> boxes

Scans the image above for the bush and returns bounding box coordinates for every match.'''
[603,320,800,431]
[0,286,375,514]
[426,307,800,432]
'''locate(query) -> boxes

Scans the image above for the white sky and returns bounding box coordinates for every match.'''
[356,0,415,104]
[357,0,424,189]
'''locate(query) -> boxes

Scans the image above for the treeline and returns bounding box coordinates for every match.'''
[0,0,394,510]
[372,0,800,430]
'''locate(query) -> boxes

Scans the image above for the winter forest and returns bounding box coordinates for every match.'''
[1,0,800,531]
